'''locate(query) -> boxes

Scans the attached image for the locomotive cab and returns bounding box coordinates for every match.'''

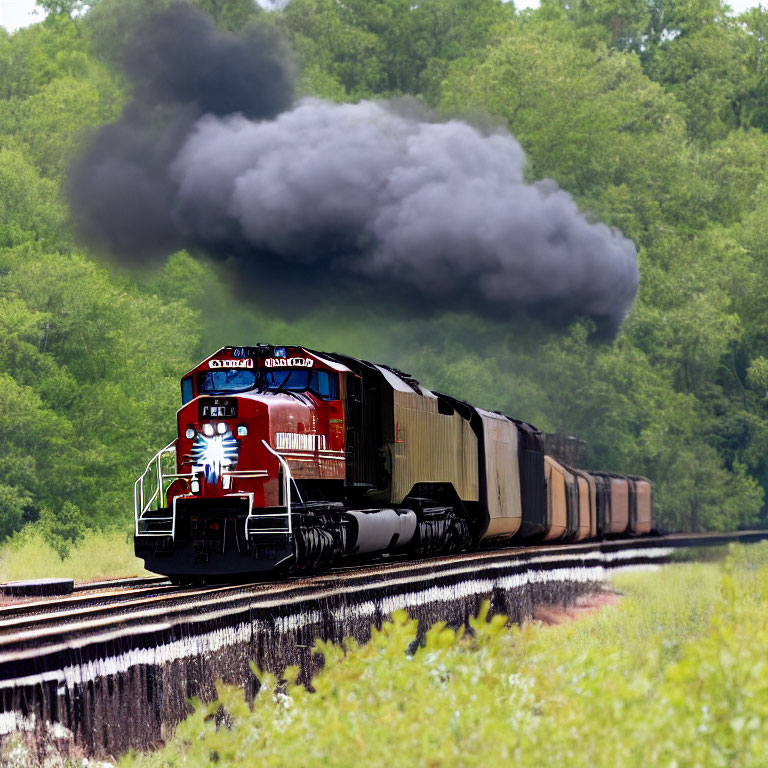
[134,345,349,577]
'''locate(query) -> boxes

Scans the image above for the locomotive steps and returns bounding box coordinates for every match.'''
[1,531,766,761]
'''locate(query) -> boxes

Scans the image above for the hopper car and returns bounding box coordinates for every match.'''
[134,345,652,579]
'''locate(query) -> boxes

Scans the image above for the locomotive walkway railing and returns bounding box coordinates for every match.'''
[133,440,294,541]
[134,441,196,538]
[254,440,294,537]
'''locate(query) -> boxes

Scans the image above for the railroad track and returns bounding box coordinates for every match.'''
[72,575,169,592]
[0,580,176,620]
[0,530,764,759]
[0,530,761,629]
[0,530,758,648]
[0,559,412,625]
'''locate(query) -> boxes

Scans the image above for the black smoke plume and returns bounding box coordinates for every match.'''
[70,3,639,336]
[70,2,294,260]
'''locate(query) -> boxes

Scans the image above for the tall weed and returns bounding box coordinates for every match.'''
[0,527,147,582]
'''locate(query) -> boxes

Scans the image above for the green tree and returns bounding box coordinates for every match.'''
[644,23,750,141]
[280,0,512,99]
[2,0,768,538]
[0,148,65,247]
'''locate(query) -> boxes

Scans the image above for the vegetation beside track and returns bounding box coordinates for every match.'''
[121,543,768,768]
[0,528,146,583]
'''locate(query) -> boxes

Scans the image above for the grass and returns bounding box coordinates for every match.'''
[121,543,768,768]
[0,527,149,583]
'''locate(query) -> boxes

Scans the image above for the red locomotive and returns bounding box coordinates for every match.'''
[134,345,652,580]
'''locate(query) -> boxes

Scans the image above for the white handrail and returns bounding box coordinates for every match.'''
[259,440,293,538]
[134,441,196,537]
[134,440,291,542]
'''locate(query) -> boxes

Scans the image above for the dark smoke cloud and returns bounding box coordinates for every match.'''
[121,3,292,118]
[69,2,294,260]
[70,3,638,336]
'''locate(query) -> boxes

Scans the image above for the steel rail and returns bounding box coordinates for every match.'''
[0,560,408,623]
[0,583,190,621]
[73,576,169,592]
[0,577,172,621]
[0,540,613,625]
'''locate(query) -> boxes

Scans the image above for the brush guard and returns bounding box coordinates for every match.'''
[134,439,294,542]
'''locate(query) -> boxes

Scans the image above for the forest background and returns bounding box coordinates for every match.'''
[2,0,768,552]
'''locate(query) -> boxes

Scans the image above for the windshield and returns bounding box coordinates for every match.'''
[195,368,339,399]
[265,370,339,399]
[198,369,256,394]
[265,370,311,391]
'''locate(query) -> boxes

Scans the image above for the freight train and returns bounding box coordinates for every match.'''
[134,345,652,580]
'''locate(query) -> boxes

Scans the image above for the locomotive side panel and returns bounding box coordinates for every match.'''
[389,387,479,505]
[476,410,522,541]
[269,397,346,481]
[326,354,388,491]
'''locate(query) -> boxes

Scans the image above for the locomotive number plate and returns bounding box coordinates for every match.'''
[199,398,238,419]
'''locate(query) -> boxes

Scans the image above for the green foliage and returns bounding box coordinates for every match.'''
[0,16,205,538]
[35,0,90,19]
[2,0,768,541]
[0,247,202,532]
[122,548,768,767]
[188,0,261,31]
[35,501,86,557]
[278,0,512,99]
[0,526,148,580]
[0,148,64,246]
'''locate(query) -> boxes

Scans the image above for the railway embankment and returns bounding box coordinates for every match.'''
[0,532,765,763]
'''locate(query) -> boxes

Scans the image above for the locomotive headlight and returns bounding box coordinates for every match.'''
[237,425,248,437]
[190,430,239,485]
[185,428,196,439]
[217,422,227,435]
[190,479,200,493]
[202,423,214,437]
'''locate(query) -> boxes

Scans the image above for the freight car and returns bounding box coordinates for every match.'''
[134,345,652,579]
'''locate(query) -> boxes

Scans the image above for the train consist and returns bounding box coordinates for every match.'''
[134,345,652,578]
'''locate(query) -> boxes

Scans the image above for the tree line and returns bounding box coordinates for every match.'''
[1,0,768,541]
